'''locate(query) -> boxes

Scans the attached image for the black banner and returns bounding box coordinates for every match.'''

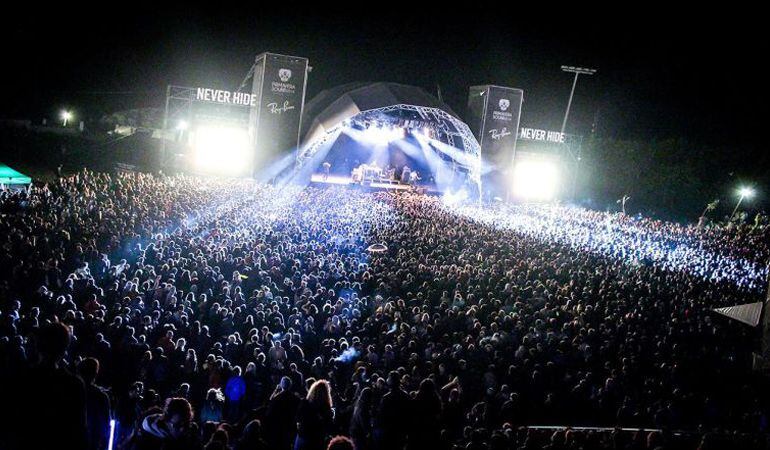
[249,53,308,176]
[481,86,523,168]
[467,85,523,198]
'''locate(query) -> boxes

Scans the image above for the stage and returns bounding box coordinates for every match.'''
[309,174,438,194]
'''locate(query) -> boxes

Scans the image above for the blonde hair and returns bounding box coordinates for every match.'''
[306,379,333,410]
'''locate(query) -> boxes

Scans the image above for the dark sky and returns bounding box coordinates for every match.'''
[3,6,767,152]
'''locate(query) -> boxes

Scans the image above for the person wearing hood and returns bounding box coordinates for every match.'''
[131,397,201,450]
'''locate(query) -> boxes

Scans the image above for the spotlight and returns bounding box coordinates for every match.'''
[176,120,188,131]
[61,110,73,126]
[730,185,757,220]
[362,124,405,143]
[511,159,560,201]
[442,189,469,206]
[738,187,755,198]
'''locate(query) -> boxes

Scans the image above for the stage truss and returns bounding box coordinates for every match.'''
[296,104,482,186]
[160,86,196,166]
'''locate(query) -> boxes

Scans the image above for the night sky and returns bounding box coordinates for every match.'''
[3,7,767,162]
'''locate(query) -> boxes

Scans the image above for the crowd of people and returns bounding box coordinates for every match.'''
[0,170,769,450]
[446,202,769,291]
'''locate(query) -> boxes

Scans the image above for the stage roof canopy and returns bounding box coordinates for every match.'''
[0,163,32,185]
[301,82,461,147]
[298,82,481,185]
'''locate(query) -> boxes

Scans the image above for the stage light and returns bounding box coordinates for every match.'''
[511,159,559,201]
[193,125,251,176]
[108,419,116,450]
[738,187,755,198]
[730,185,756,220]
[176,120,188,131]
[442,189,469,206]
[61,110,72,126]
[361,124,404,143]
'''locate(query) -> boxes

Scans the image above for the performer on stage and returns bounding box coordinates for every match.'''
[409,170,421,186]
[366,162,381,182]
[322,161,331,180]
[356,163,369,183]
[386,165,396,181]
[401,166,411,184]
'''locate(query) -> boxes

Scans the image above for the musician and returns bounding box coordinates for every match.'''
[409,171,421,186]
[401,166,411,184]
[386,165,396,180]
[322,161,331,180]
[356,163,368,184]
[366,162,381,182]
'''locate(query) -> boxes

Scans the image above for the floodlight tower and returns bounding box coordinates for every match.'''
[61,110,73,127]
[560,66,596,201]
[730,186,755,220]
[560,66,596,135]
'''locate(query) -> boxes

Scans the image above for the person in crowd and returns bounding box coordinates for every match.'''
[78,357,113,450]
[407,378,442,450]
[295,379,335,450]
[132,397,200,450]
[349,387,374,450]
[267,376,301,450]
[200,388,225,423]
[10,322,88,450]
[235,419,269,450]
[116,381,145,445]
[374,371,411,450]
[203,427,229,450]
[327,435,356,450]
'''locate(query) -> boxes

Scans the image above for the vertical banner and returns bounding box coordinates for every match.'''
[481,86,523,168]
[467,85,523,197]
[249,52,309,178]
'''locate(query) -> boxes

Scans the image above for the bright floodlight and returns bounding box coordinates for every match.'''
[512,159,559,201]
[441,189,469,206]
[360,124,404,143]
[739,187,755,198]
[176,120,188,131]
[193,125,251,176]
[61,110,72,126]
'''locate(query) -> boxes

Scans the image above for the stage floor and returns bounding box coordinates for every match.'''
[309,174,435,193]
